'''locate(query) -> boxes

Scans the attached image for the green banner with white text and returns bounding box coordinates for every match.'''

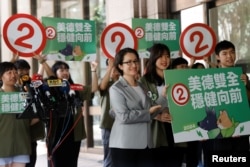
[164,67,250,143]
[0,92,28,114]
[42,17,97,62]
[132,18,180,58]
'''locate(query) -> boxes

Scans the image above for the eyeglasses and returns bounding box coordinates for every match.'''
[122,60,139,66]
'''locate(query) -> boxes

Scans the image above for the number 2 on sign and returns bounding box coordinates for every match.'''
[172,84,189,106]
[176,88,186,101]
[190,31,208,54]
[14,23,34,49]
[111,31,125,53]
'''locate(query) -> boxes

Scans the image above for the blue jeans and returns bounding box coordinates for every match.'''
[101,129,113,167]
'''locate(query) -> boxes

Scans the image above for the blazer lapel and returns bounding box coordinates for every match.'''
[119,77,144,108]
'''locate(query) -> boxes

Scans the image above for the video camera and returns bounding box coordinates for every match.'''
[18,74,83,121]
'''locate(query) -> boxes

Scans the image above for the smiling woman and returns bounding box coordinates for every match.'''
[0,62,32,167]
[109,47,162,167]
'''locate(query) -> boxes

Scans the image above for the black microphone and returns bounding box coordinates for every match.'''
[33,75,58,106]
[59,79,70,99]
[68,84,83,108]
[31,74,46,100]
[20,74,36,103]
[42,82,52,99]
[19,74,38,116]
[69,89,76,98]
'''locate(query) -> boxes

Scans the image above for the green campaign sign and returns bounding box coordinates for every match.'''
[132,18,180,58]
[164,67,250,143]
[0,92,28,114]
[42,17,96,62]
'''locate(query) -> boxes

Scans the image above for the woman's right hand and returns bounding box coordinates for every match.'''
[149,105,162,114]
[161,111,172,123]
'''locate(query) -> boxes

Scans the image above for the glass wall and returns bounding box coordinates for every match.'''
[209,0,250,76]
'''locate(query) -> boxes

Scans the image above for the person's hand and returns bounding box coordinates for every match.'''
[90,61,98,72]
[155,108,172,123]
[107,58,115,69]
[161,84,169,97]
[161,109,172,123]
[149,105,162,114]
[33,54,47,64]
[189,57,196,67]
[10,52,19,63]
[240,74,249,86]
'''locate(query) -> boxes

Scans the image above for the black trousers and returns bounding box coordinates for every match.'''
[185,141,200,167]
[48,116,81,167]
[111,147,154,167]
[152,146,185,167]
[51,138,81,167]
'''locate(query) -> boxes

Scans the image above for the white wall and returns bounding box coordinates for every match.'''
[106,0,134,26]
[1,0,12,62]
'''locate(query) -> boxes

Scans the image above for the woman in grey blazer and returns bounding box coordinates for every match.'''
[109,48,161,167]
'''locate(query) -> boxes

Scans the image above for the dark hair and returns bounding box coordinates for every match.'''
[192,62,205,69]
[0,62,17,78]
[0,62,17,86]
[51,61,74,84]
[171,57,188,69]
[144,43,170,85]
[215,40,235,55]
[114,48,139,76]
[14,59,30,70]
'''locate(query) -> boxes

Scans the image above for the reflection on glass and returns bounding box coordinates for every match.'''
[209,0,250,75]
[209,0,250,59]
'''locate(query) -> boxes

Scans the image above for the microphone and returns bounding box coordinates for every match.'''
[69,84,83,108]
[31,74,43,81]
[20,74,36,102]
[43,83,52,99]
[59,79,70,99]
[31,74,43,88]
[68,84,83,98]
[20,74,38,115]
[69,89,76,97]
[31,74,45,97]
[31,74,54,103]
[70,84,84,91]
[20,74,32,92]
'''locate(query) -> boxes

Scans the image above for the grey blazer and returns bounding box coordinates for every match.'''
[109,76,153,149]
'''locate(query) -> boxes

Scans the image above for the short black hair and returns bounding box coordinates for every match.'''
[192,62,205,69]
[171,57,188,69]
[114,48,139,76]
[215,40,235,55]
[0,62,17,88]
[14,59,30,70]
